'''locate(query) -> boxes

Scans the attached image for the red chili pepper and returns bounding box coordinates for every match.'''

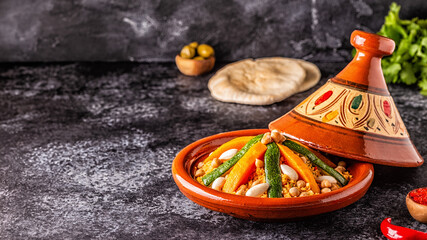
[381,218,427,240]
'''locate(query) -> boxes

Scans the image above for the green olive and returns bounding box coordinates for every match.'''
[189,42,198,48]
[193,56,205,60]
[180,45,195,59]
[197,44,214,58]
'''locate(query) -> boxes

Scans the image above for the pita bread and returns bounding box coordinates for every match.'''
[208,58,306,105]
[295,59,321,92]
[252,57,321,92]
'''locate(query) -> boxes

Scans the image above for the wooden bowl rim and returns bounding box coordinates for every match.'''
[175,54,215,63]
[406,194,427,207]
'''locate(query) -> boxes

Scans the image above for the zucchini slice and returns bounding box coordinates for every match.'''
[264,143,282,198]
[282,140,348,186]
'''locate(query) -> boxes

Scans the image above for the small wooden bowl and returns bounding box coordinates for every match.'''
[406,191,427,223]
[175,55,215,76]
[172,129,374,221]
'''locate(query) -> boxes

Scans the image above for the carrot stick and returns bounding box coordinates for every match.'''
[202,136,254,165]
[277,144,320,194]
[222,142,267,193]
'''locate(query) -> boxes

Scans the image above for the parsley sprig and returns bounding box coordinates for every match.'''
[377,3,427,96]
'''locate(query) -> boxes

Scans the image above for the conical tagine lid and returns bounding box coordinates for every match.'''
[269,30,424,167]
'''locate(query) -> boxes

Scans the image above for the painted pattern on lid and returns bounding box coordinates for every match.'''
[294,81,408,138]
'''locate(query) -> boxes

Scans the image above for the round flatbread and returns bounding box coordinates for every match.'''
[295,59,321,92]
[208,58,306,105]
[258,57,321,92]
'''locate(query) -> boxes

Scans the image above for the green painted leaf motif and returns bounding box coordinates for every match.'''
[351,95,363,110]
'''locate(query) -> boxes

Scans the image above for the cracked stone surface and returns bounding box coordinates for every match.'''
[0,62,425,239]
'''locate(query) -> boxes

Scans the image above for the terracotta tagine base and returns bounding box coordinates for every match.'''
[172,129,374,221]
[269,30,423,167]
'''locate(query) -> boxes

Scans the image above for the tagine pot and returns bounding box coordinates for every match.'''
[172,30,424,222]
[269,30,424,167]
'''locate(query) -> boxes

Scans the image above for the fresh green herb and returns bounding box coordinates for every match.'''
[373,3,427,95]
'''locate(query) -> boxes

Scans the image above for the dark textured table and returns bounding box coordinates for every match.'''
[0,62,425,239]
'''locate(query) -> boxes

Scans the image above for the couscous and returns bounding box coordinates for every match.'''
[195,131,352,198]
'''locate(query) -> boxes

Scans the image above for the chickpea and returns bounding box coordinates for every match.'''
[271,130,285,143]
[255,158,264,168]
[194,169,205,177]
[289,187,300,197]
[197,161,204,168]
[321,179,332,188]
[261,132,272,145]
[335,166,346,174]
[236,188,245,195]
[211,158,221,168]
[338,161,347,168]
[296,180,306,189]
[299,192,309,197]
[331,183,340,191]
[300,156,308,163]
[251,179,262,187]
[321,188,332,193]
[235,185,247,195]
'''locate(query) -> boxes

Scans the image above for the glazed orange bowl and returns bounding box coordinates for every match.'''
[172,129,374,221]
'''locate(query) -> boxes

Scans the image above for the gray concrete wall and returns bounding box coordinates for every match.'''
[0,0,425,62]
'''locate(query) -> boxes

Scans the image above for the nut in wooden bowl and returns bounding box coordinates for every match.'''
[175,55,215,76]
